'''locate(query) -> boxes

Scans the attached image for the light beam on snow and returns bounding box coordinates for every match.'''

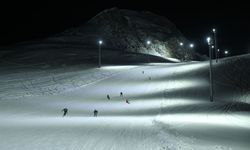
[171,62,207,73]
[157,113,250,129]
[100,65,138,70]
[161,98,204,108]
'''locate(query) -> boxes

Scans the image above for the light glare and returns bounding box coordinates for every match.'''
[207,37,211,44]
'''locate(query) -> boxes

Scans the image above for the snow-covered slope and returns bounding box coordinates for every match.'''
[0,53,250,149]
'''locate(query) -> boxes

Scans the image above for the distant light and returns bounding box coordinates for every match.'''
[212,45,214,49]
[99,40,103,45]
[147,40,151,45]
[180,42,183,46]
[212,28,216,33]
[189,43,194,48]
[207,37,211,45]
[224,50,228,54]
[217,49,220,52]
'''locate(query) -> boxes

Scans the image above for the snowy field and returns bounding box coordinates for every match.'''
[0,56,250,149]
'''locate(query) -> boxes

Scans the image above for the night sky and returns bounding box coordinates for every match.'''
[0,0,249,56]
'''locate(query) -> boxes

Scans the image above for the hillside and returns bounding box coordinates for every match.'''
[0,7,200,66]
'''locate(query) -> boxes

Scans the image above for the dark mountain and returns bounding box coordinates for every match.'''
[0,7,203,68]
[52,7,198,60]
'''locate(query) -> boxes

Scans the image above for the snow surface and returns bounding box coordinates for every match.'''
[0,58,250,150]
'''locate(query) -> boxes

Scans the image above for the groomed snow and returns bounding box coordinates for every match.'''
[0,60,250,150]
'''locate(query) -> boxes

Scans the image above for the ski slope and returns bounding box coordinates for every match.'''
[0,60,250,150]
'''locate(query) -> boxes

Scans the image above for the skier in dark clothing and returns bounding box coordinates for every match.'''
[107,94,110,100]
[94,109,98,117]
[120,92,123,97]
[125,99,130,104]
[62,108,68,117]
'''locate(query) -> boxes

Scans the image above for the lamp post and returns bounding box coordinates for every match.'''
[213,28,218,62]
[207,37,214,102]
[217,49,220,60]
[98,40,103,68]
[146,40,151,63]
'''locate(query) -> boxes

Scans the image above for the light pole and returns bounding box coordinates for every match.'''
[207,37,214,102]
[213,28,218,62]
[216,49,220,61]
[146,40,151,63]
[180,42,186,61]
[98,40,103,68]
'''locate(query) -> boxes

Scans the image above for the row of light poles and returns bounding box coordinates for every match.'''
[209,29,230,61]
[179,42,195,48]
[97,39,197,68]
[98,36,228,68]
[97,39,153,68]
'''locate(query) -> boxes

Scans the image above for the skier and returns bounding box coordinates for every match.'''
[107,94,110,100]
[125,99,130,104]
[142,71,144,74]
[62,108,68,117]
[94,109,98,117]
[120,92,123,97]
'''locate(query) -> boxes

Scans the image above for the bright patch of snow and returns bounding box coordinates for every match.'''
[0,58,250,150]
